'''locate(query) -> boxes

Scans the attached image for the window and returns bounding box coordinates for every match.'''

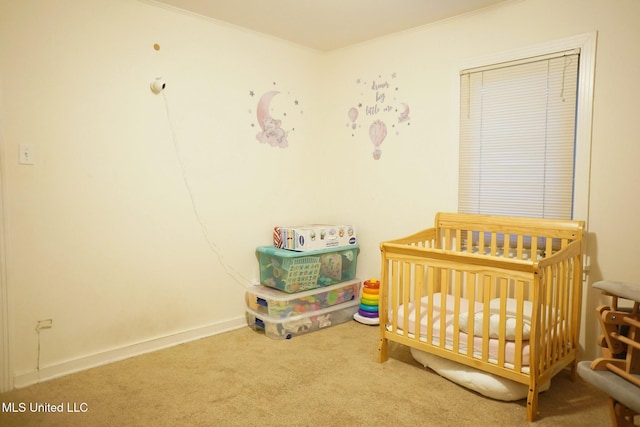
[456,33,596,221]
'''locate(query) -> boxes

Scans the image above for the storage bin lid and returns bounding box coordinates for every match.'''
[247,278,361,301]
[246,299,359,323]
[256,244,359,257]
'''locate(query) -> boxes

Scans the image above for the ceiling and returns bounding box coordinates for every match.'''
[152,0,510,51]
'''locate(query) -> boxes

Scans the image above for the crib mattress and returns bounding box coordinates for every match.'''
[392,293,530,366]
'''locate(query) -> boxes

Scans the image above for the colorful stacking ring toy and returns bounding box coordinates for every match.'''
[353,279,380,325]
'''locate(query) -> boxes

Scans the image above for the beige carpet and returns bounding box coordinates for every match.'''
[0,320,609,426]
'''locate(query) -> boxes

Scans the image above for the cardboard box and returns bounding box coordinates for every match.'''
[274,224,357,252]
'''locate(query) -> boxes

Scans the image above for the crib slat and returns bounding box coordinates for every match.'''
[545,236,553,258]
[559,259,570,358]
[466,271,477,358]
[481,274,492,362]
[539,266,548,371]
[444,228,452,251]
[504,233,511,258]
[439,272,448,348]
[391,260,400,334]
[402,262,411,337]
[516,234,524,259]
[543,265,554,369]
[461,228,465,249]
[550,263,560,362]
[490,232,498,257]
[490,273,498,300]
[531,235,538,260]
[514,282,525,371]
[552,262,563,361]
[414,263,425,339]
[467,230,475,254]
[497,277,508,366]
[415,262,426,301]
[453,271,463,353]
[426,266,435,344]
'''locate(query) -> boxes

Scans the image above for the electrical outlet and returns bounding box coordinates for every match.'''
[36,319,53,331]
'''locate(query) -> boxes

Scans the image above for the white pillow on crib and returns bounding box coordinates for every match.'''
[459,298,533,341]
[409,348,550,401]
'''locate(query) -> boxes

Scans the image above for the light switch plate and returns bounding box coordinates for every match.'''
[19,144,34,165]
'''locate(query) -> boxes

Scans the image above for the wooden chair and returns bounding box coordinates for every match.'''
[578,281,640,426]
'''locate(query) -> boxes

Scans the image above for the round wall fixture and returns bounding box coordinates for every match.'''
[150,77,166,94]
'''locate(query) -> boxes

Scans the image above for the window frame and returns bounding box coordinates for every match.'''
[452,32,597,228]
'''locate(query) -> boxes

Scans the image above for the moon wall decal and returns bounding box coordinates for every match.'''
[256,90,280,130]
[255,90,289,148]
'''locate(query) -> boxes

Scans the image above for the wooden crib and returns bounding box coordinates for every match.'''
[377,212,585,422]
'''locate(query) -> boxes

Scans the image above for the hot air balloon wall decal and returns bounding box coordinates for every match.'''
[348,107,358,130]
[369,120,387,160]
[345,72,411,160]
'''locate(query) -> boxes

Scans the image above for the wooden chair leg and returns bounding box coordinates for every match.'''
[627,320,640,374]
[598,305,626,356]
[609,397,638,427]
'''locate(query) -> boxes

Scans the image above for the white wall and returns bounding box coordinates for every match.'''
[0,0,326,387]
[1,0,639,388]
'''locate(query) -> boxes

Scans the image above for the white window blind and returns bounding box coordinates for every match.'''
[458,50,580,219]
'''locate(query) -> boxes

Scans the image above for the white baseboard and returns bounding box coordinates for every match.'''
[13,316,247,389]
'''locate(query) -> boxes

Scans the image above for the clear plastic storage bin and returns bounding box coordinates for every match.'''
[256,245,359,293]
[245,279,361,318]
[246,299,359,340]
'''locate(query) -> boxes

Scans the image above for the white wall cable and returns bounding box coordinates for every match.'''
[160,91,252,290]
